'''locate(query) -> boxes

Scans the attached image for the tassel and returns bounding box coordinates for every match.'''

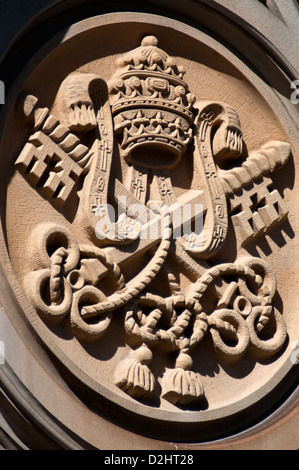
[114,345,155,399]
[161,353,204,406]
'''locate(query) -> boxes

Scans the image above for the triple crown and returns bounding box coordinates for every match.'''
[108,36,196,169]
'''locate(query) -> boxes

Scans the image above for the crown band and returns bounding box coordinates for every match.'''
[109,36,196,169]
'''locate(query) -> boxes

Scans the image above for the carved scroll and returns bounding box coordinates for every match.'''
[183,101,243,258]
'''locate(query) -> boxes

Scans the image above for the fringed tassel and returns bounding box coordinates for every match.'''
[161,353,204,406]
[114,345,155,399]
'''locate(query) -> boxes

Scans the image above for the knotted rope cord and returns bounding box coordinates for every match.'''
[81,205,172,318]
[134,290,237,351]
[190,262,276,334]
[49,243,126,303]
[49,247,68,302]
[79,244,125,289]
[133,259,268,350]
[189,262,260,301]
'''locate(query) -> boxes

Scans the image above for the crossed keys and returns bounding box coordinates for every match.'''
[92,142,290,281]
[85,168,289,288]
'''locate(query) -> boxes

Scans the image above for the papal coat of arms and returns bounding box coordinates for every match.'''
[8,32,294,418]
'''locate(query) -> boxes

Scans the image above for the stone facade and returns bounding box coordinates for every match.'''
[0,0,298,450]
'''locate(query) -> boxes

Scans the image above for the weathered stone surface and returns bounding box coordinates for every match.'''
[0,1,298,450]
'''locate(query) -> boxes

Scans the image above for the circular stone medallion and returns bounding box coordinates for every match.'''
[1,12,298,443]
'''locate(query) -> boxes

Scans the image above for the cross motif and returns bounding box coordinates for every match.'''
[99,140,112,172]
[198,112,214,141]
[205,163,219,199]
[159,182,173,203]
[156,174,175,206]
[15,131,83,206]
[132,178,145,200]
[229,177,288,244]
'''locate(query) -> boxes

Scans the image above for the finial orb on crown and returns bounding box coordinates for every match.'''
[108,36,196,169]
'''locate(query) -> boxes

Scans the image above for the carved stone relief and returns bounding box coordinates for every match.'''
[0,13,298,440]
[257,0,284,20]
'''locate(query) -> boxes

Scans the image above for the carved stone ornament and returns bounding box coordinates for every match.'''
[0,12,298,445]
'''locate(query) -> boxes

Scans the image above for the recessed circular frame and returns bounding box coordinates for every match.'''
[0,9,298,447]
